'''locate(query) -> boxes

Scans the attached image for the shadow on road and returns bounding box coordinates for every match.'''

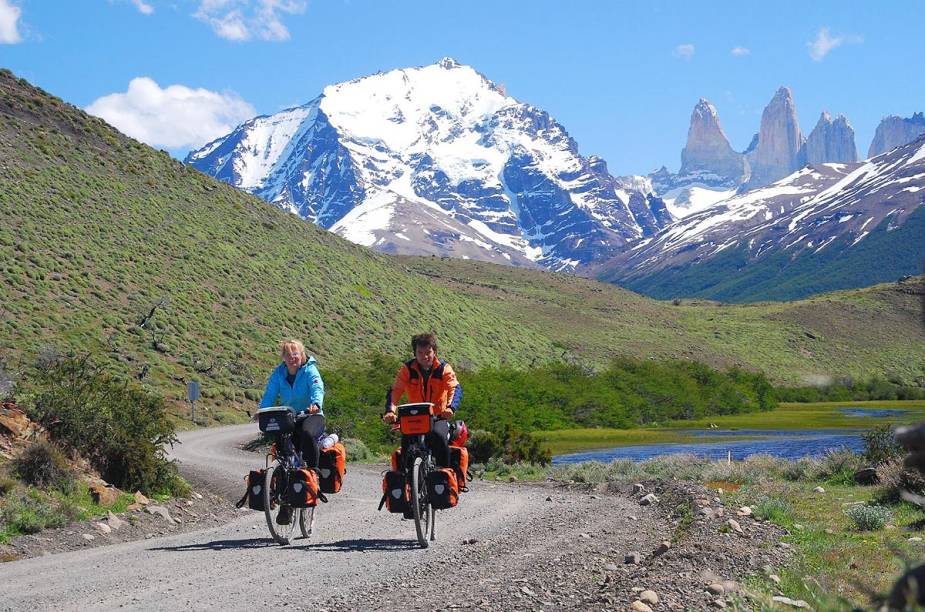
[149,537,277,552]
[297,538,421,552]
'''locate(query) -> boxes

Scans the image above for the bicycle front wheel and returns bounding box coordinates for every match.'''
[264,464,297,545]
[411,456,431,548]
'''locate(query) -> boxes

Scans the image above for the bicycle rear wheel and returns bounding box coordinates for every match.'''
[264,464,297,545]
[411,456,432,548]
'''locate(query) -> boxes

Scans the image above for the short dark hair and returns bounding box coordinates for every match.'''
[411,332,438,352]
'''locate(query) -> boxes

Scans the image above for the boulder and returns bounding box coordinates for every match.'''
[133,491,151,505]
[630,601,653,612]
[639,493,659,506]
[639,590,659,605]
[853,467,878,485]
[146,505,176,525]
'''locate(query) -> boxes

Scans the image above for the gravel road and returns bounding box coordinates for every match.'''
[0,425,788,610]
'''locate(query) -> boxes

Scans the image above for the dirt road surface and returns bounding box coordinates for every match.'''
[0,425,786,610]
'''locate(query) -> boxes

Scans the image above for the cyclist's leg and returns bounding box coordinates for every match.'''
[427,419,451,468]
[299,413,325,468]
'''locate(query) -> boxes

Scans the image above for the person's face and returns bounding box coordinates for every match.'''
[415,344,435,368]
[282,345,303,370]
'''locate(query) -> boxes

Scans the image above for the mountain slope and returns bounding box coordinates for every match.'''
[600,137,925,302]
[0,69,922,423]
[187,58,671,271]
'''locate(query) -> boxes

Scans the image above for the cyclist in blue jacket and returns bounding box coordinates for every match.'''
[259,339,325,469]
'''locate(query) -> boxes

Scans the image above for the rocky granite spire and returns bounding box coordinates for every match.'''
[868,112,925,157]
[679,98,748,182]
[803,112,858,165]
[744,87,805,189]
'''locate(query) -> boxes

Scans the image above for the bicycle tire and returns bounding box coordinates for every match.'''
[411,456,430,548]
[299,504,314,539]
[264,464,297,545]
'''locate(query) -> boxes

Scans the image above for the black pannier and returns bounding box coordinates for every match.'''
[285,468,321,508]
[247,469,267,511]
[426,468,459,510]
[380,470,411,514]
[258,407,295,434]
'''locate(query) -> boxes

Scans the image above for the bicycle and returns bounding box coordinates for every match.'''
[394,402,437,548]
[256,406,319,545]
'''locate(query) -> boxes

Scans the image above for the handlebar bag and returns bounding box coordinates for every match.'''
[319,443,347,494]
[258,408,295,434]
[426,468,459,510]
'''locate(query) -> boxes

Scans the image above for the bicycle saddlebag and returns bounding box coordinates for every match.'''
[426,468,459,510]
[449,446,470,490]
[235,469,266,511]
[379,470,411,514]
[257,407,295,434]
[285,468,321,508]
[319,442,347,494]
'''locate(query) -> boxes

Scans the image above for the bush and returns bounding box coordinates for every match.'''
[863,425,904,466]
[752,495,792,523]
[12,441,75,492]
[844,504,892,531]
[19,353,183,495]
[0,489,79,536]
[816,448,865,484]
[342,437,374,462]
[467,429,500,464]
[876,458,925,503]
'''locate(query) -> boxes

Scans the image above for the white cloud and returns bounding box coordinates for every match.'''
[86,77,256,149]
[807,27,862,61]
[194,0,306,41]
[130,0,154,15]
[0,0,22,44]
[674,43,695,60]
[731,46,750,57]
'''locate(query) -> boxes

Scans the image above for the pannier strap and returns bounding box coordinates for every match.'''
[377,493,387,511]
[235,474,250,509]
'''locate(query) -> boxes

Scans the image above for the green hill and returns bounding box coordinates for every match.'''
[1,69,922,423]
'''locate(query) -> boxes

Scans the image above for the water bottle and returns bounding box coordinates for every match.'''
[320,432,339,449]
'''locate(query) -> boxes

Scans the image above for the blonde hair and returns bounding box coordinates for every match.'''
[279,339,307,363]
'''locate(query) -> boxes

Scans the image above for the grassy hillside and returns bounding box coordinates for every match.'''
[402,257,925,387]
[0,68,922,424]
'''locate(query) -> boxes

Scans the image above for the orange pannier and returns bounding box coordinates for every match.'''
[449,445,469,489]
[319,442,347,494]
[398,403,433,435]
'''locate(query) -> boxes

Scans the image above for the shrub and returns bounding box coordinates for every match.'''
[12,441,75,492]
[343,437,374,462]
[876,458,925,503]
[467,429,500,464]
[0,489,79,536]
[19,353,183,495]
[844,504,892,531]
[752,495,792,523]
[862,425,904,466]
[0,477,16,496]
[817,448,865,484]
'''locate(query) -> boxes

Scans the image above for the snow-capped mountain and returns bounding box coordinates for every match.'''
[187,58,670,271]
[598,135,925,301]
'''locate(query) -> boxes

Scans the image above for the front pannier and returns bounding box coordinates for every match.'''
[258,408,295,434]
[285,468,321,508]
[398,404,433,436]
[242,469,267,510]
[449,446,470,490]
[380,470,411,514]
[319,442,347,494]
[426,468,459,510]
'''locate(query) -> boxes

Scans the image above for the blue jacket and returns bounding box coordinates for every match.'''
[259,357,325,415]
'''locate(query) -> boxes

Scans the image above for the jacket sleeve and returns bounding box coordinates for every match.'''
[259,368,280,409]
[388,365,410,410]
[307,362,324,409]
[444,364,461,412]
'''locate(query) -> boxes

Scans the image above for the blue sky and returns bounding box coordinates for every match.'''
[2,1,923,175]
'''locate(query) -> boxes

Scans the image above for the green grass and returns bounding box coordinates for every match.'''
[0,67,923,430]
[536,400,925,455]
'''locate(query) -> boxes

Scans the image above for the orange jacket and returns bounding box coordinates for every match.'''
[388,357,460,414]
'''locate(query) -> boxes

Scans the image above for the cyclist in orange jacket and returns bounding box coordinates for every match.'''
[383,332,461,467]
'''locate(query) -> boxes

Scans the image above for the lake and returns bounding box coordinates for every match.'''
[552,429,866,464]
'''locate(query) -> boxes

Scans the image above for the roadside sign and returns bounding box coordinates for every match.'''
[187,381,200,403]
